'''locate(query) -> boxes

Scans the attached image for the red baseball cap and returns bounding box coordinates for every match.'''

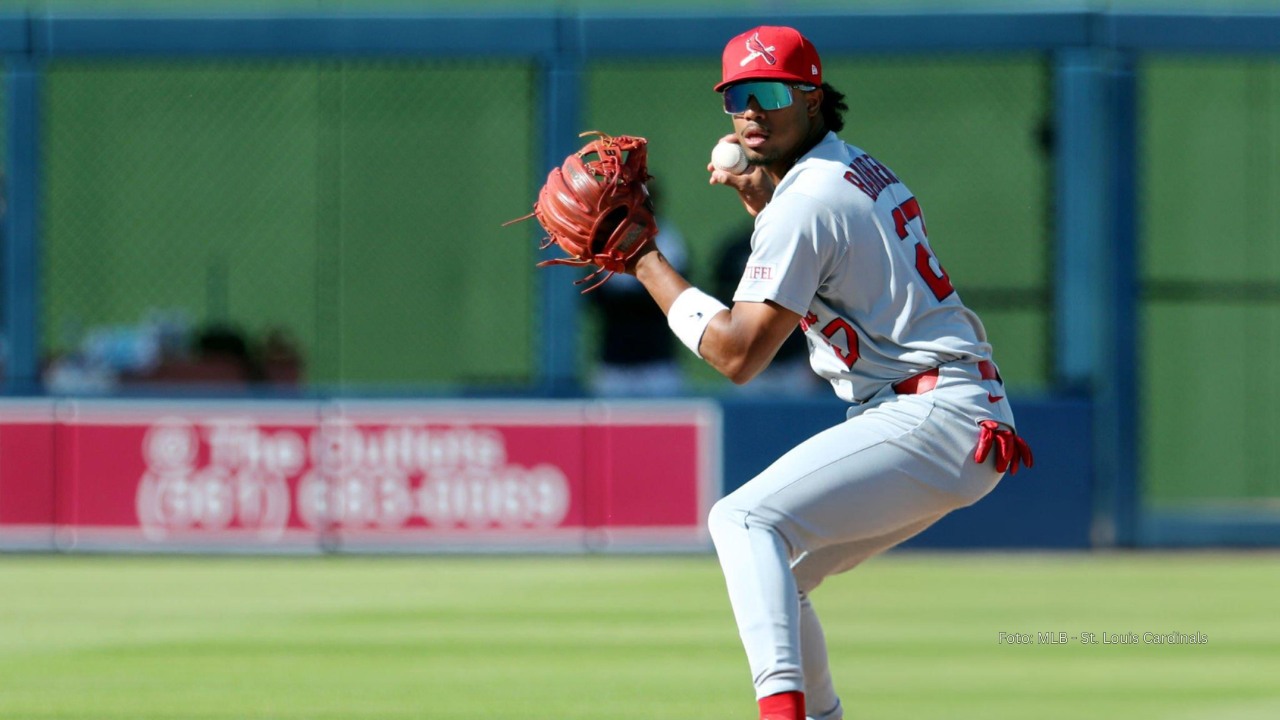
[715,26,822,92]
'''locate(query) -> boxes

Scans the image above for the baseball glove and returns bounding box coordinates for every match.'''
[505,131,658,292]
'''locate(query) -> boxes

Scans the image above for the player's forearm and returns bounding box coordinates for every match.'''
[633,250,735,376]
[698,314,777,384]
[632,249,694,313]
[705,299,803,383]
[633,250,786,384]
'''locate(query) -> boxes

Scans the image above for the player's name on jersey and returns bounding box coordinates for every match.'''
[997,631,1208,646]
[842,153,900,202]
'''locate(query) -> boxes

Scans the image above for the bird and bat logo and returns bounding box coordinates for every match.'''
[739,32,777,66]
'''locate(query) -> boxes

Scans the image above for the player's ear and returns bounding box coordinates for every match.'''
[805,87,823,119]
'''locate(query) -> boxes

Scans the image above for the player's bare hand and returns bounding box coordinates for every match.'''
[974,420,1034,475]
[707,134,774,217]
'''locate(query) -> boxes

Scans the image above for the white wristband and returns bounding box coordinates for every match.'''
[667,288,728,359]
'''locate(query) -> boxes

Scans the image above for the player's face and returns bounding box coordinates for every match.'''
[727,84,821,168]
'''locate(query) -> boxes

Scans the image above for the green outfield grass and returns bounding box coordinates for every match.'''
[1,552,1278,719]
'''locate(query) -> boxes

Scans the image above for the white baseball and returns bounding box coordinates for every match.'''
[711,140,749,175]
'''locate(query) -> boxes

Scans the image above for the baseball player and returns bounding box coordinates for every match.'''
[622,26,1033,720]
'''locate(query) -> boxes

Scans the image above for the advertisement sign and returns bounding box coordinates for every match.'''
[0,400,719,553]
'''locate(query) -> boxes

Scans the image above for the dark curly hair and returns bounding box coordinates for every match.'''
[820,83,849,133]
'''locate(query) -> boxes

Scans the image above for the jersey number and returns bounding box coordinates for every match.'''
[892,197,955,301]
[804,312,860,370]
[821,317,860,369]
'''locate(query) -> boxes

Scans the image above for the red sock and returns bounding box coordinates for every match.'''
[758,690,805,720]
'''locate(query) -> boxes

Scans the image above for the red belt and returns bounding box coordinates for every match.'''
[893,360,1000,395]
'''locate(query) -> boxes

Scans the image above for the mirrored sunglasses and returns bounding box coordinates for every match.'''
[722,81,816,115]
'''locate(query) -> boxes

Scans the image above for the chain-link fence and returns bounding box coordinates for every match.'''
[40,60,538,391]
[1141,56,1280,510]
[37,54,1053,395]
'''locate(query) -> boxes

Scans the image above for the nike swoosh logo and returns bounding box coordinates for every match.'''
[987,393,1004,403]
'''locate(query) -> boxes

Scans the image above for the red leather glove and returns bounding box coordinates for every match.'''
[974,420,1034,475]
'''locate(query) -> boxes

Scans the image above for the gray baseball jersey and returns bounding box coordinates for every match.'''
[733,131,992,404]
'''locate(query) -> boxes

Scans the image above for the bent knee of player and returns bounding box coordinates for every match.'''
[707,495,746,546]
[709,495,801,566]
[708,494,782,546]
[792,564,828,595]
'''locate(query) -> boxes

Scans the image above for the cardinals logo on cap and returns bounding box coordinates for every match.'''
[740,32,777,67]
[716,26,822,92]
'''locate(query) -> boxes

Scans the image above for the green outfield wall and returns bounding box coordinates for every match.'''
[28,55,1280,507]
[37,57,1052,389]
[1141,58,1280,506]
[41,61,540,388]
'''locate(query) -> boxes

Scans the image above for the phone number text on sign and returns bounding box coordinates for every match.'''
[137,417,571,540]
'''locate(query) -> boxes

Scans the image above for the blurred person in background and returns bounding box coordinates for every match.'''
[588,180,688,397]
